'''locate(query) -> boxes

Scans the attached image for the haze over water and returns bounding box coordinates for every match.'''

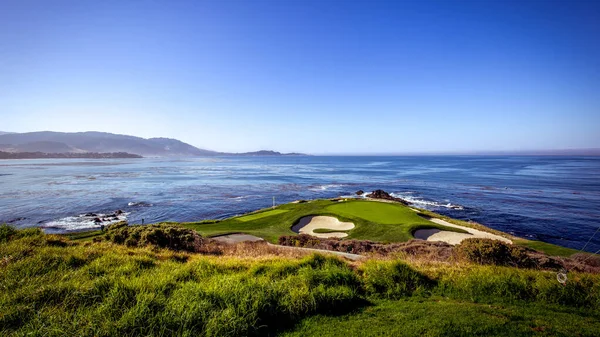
[1,155,599,252]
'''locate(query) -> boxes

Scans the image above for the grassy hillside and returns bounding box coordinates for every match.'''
[1,227,599,336]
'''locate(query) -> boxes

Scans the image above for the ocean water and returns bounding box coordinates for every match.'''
[1,156,599,252]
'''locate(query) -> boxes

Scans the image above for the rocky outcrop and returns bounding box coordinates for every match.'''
[365,189,409,205]
[356,190,364,196]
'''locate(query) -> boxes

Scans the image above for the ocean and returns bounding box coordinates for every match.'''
[1,156,599,252]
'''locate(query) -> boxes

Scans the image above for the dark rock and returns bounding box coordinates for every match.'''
[356,190,364,196]
[85,213,98,217]
[115,210,123,215]
[365,189,409,205]
[7,217,27,223]
[93,217,102,223]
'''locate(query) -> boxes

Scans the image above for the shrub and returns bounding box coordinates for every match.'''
[455,238,535,268]
[0,224,17,243]
[103,223,203,252]
[0,224,43,243]
[278,235,453,259]
[360,260,434,298]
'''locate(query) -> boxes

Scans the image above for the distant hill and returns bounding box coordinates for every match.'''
[0,151,142,159]
[0,131,305,157]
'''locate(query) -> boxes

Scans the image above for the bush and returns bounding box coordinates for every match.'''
[0,224,17,243]
[0,224,43,243]
[360,260,434,298]
[455,238,535,268]
[279,235,453,259]
[103,223,203,252]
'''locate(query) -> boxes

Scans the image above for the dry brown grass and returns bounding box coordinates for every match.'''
[202,240,314,259]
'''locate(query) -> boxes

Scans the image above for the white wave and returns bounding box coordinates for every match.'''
[364,161,391,166]
[128,202,153,207]
[42,212,129,231]
[309,184,346,191]
[229,195,255,201]
[390,192,464,210]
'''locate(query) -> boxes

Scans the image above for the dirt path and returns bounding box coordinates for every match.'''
[211,233,265,244]
[267,243,364,260]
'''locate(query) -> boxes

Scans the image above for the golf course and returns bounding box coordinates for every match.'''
[183,199,477,243]
[177,198,575,256]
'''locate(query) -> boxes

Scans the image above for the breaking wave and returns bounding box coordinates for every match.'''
[41,211,129,232]
[391,192,464,210]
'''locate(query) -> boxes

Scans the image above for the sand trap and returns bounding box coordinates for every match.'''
[414,218,512,245]
[292,216,355,238]
[211,234,264,244]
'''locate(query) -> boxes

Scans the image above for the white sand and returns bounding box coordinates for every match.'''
[292,215,355,238]
[414,218,512,245]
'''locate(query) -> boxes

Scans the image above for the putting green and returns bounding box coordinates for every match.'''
[325,201,427,225]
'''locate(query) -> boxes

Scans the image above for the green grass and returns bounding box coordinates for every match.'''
[236,209,289,222]
[325,202,425,225]
[65,229,103,241]
[515,238,581,257]
[282,298,600,337]
[2,228,599,336]
[182,199,466,243]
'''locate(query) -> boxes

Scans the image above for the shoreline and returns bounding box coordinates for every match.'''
[52,197,581,257]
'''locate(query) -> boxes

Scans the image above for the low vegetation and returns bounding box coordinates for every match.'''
[101,222,203,252]
[455,237,536,267]
[1,226,600,336]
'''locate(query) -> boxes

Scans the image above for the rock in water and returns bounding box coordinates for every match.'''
[356,190,364,196]
[365,189,409,205]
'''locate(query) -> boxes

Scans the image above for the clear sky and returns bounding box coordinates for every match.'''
[1,0,599,154]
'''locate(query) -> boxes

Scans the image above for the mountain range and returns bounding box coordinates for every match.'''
[0,131,303,157]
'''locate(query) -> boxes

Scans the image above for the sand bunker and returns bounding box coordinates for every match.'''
[413,218,512,245]
[292,216,355,238]
[211,234,264,244]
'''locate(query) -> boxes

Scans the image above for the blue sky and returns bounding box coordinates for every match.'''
[1,0,599,154]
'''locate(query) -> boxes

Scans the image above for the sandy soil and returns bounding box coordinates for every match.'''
[292,215,355,238]
[413,218,512,245]
[211,233,265,244]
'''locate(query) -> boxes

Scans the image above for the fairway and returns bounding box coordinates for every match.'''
[236,209,289,222]
[325,201,430,225]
